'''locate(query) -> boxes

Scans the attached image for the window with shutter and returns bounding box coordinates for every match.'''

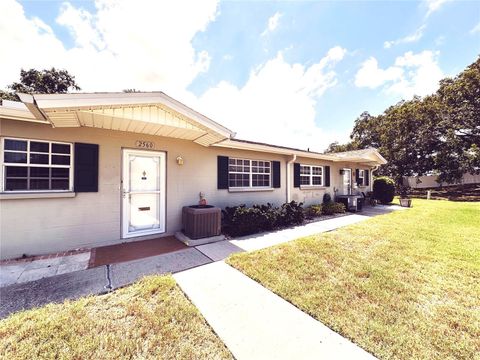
[1,137,73,192]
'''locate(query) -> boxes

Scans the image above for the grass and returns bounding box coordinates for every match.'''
[0,275,232,360]
[228,199,480,360]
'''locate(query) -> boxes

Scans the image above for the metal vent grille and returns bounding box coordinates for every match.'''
[182,206,221,239]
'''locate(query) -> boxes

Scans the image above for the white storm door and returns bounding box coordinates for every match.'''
[342,168,352,195]
[122,149,166,238]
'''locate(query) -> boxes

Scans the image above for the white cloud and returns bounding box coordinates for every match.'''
[355,50,444,98]
[354,57,403,89]
[424,0,452,17]
[470,22,480,34]
[0,1,348,151]
[384,24,426,49]
[0,0,219,92]
[192,46,349,151]
[261,12,282,36]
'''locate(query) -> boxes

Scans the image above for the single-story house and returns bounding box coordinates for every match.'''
[0,92,386,260]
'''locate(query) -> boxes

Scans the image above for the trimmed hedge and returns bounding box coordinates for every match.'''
[322,202,346,215]
[222,201,304,237]
[373,176,395,204]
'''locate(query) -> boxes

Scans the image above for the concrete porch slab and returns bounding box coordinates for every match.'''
[175,231,226,246]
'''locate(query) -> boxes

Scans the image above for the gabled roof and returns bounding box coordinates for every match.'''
[15,92,235,147]
[328,148,388,165]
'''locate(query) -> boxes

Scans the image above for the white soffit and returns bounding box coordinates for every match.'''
[0,101,48,123]
[18,92,234,146]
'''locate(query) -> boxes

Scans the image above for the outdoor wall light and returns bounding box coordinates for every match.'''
[339,169,345,175]
[176,156,184,165]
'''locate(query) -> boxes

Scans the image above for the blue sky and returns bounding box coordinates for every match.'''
[2,0,480,150]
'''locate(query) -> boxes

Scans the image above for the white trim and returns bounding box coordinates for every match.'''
[0,137,73,193]
[228,157,272,190]
[299,164,324,187]
[341,168,352,195]
[121,148,166,239]
[228,188,275,193]
[0,192,75,200]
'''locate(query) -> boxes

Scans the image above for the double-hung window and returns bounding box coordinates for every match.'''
[357,169,365,186]
[300,164,323,186]
[228,158,271,188]
[1,138,73,192]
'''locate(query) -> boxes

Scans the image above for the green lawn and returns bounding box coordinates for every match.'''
[0,275,232,360]
[228,199,480,360]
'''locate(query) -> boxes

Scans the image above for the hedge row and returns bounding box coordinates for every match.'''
[223,200,345,237]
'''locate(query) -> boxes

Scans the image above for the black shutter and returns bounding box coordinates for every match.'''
[356,169,360,185]
[74,143,99,192]
[217,156,229,189]
[272,161,281,188]
[293,163,300,188]
[325,166,330,187]
[365,169,369,186]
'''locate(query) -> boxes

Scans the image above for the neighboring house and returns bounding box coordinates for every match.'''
[0,92,386,259]
[403,173,480,189]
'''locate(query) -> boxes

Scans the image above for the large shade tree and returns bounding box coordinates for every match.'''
[326,56,480,185]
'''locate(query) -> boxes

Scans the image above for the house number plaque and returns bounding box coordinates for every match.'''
[135,140,155,149]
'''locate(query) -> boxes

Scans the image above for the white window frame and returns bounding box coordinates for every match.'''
[0,137,74,193]
[300,164,324,187]
[228,157,272,189]
[358,169,365,186]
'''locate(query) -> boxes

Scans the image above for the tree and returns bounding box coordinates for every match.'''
[324,141,359,153]
[1,68,81,102]
[349,56,480,185]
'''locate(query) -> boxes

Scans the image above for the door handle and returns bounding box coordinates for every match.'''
[122,189,130,198]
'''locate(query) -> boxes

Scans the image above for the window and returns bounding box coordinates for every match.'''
[358,169,365,186]
[228,158,271,188]
[1,138,72,192]
[300,164,323,186]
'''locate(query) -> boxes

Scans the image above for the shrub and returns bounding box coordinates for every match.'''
[373,176,395,204]
[322,193,332,204]
[222,205,272,237]
[252,203,278,231]
[277,201,305,227]
[322,202,346,215]
[222,201,305,236]
[305,204,323,218]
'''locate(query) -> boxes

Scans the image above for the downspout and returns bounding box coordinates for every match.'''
[286,154,297,202]
[370,165,379,191]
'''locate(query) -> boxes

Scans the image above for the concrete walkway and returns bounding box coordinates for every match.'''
[174,206,406,360]
[0,252,90,287]
[196,204,405,259]
[175,261,376,360]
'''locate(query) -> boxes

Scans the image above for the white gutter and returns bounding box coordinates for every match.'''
[286,154,297,202]
[370,165,380,191]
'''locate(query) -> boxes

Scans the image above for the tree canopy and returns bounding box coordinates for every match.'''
[327,56,480,185]
[0,68,81,102]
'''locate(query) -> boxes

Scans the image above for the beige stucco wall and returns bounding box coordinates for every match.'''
[0,119,374,259]
[290,156,373,206]
[1,119,290,259]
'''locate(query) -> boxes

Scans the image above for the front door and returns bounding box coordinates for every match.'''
[122,149,166,238]
[342,168,352,195]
